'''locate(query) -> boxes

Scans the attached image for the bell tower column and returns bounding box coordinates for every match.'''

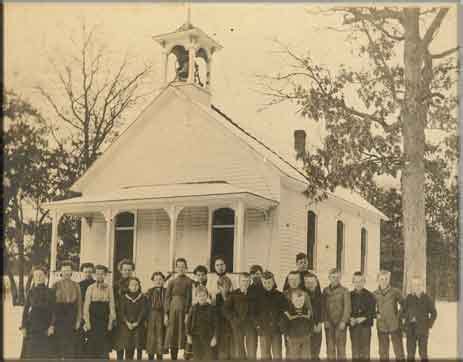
[187,39,197,84]
[162,48,169,85]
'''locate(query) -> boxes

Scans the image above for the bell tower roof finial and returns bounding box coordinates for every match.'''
[186,1,191,26]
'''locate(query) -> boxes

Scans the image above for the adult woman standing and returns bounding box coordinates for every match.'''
[20,266,56,359]
[52,260,82,358]
[164,258,193,360]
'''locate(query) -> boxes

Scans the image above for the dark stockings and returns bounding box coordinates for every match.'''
[170,348,178,360]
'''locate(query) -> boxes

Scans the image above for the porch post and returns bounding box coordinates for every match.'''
[50,210,62,272]
[167,206,183,271]
[234,201,245,272]
[103,209,114,270]
[207,207,213,269]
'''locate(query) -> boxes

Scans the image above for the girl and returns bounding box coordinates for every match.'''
[145,272,166,360]
[164,257,193,360]
[20,266,56,359]
[114,277,147,360]
[83,264,116,359]
[113,259,136,359]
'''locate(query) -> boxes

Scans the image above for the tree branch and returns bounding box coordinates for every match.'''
[422,8,449,46]
[430,46,459,59]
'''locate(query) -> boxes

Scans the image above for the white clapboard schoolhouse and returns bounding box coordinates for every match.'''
[45,21,386,289]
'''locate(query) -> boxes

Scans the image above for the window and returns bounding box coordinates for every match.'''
[114,212,135,280]
[361,227,368,274]
[210,208,235,272]
[307,211,317,270]
[336,220,344,272]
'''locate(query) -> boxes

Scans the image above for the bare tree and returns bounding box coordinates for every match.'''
[37,22,154,174]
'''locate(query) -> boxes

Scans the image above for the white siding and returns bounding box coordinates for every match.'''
[308,198,381,290]
[276,184,308,287]
[80,214,107,267]
[175,207,209,272]
[135,209,170,289]
[244,208,273,271]
[79,94,281,201]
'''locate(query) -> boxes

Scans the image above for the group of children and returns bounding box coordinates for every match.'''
[20,253,438,361]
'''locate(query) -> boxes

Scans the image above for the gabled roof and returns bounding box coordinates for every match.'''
[70,83,386,219]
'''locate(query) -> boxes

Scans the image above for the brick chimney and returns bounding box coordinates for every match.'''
[294,130,306,158]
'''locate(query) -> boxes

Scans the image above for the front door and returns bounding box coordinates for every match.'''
[113,212,135,283]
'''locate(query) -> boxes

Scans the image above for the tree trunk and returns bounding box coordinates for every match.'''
[401,8,427,294]
[16,227,26,305]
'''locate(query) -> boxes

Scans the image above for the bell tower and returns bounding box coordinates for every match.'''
[153,13,222,105]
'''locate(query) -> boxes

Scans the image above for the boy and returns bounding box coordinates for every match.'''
[248,265,264,357]
[374,270,405,361]
[224,272,257,359]
[187,265,210,360]
[52,260,82,358]
[303,271,323,360]
[402,276,437,361]
[83,265,116,359]
[186,286,217,360]
[279,289,312,359]
[255,271,286,359]
[322,268,351,360]
[79,263,96,300]
[349,271,376,360]
[215,276,234,360]
[283,253,309,290]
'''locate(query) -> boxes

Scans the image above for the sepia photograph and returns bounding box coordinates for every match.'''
[3,1,460,360]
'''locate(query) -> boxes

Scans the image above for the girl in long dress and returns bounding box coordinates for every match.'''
[83,264,116,359]
[164,258,193,360]
[113,277,147,360]
[145,272,166,360]
[113,259,136,359]
[20,266,56,359]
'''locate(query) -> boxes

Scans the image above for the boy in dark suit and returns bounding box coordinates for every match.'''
[303,271,323,360]
[322,268,351,360]
[186,286,217,360]
[374,270,405,361]
[254,271,287,359]
[349,271,376,360]
[224,272,257,359]
[402,277,437,361]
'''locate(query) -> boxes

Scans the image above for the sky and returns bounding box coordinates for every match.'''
[5,2,458,186]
